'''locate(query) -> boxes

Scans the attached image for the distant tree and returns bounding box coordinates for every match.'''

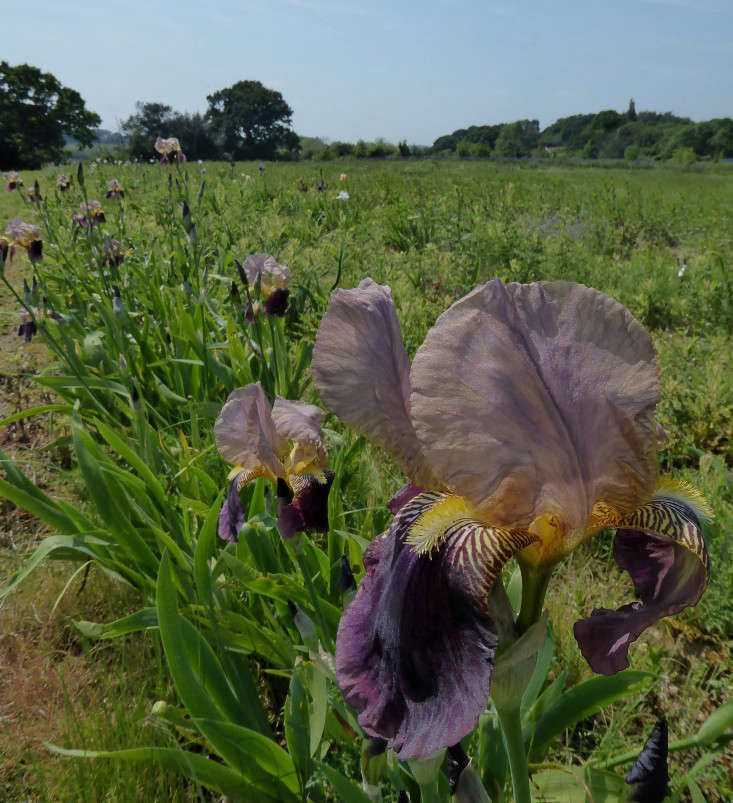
[121,102,175,158]
[494,120,540,157]
[205,80,297,159]
[627,98,637,121]
[398,140,411,157]
[121,103,220,160]
[0,61,101,169]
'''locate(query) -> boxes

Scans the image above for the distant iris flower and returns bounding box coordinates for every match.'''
[16,278,65,342]
[5,171,22,191]
[3,219,43,263]
[336,190,349,200]
[154,137,186,163]
[104,179,125,199]
[240,253,292,318]
[214,382,332,541]
[56,174,71,192]
[339,173,347,182]
[73,200,106,227]
[312,278,710,760]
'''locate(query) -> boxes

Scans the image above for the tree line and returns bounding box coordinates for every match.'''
[432,100,733,161]
[2,62,731,169]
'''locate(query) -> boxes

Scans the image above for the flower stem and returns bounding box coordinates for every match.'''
[517,563,553,635]
[495,703,532,803]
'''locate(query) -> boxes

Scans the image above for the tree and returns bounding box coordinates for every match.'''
[494,120,540,157]
[121,103,220,161]
[205,80,297,159]
[0,62,101,169]
[627,98,637,121]
[121,102,174,158]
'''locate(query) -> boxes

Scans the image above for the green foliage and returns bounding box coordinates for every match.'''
[0,159,730,801]
[0,61,101,169]
[205,80,298,160]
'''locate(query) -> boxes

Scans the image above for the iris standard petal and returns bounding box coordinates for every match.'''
[335,491,536,759]
[410,280,659,533]
[214,383,286,480]
[313,279,434,486]
[574,486,709,674]
[277,472,333,539]
[272,396,328,474]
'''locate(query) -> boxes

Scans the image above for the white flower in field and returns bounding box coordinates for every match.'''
[677,263,687,278]
[337,190,349,201]
[149,158,155,163]
[339,173,347,182]
[198,159,203,164]
[242,173,252,181]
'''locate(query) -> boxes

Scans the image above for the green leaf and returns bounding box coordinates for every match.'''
[46,744,278,802]
[0,403,71,427]
[531,767,627,802]
[687,778,706,803]
[74,607,158,639]
[285,664,313,793]
[193,719,300,800]
[321,765,373,803]
[521,621,554,716]
[527,671,652,759]
[694,699,733,746]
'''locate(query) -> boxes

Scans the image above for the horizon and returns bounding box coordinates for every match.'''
[4,1,732,145]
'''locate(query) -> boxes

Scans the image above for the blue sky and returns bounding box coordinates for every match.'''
[5,0,732,145]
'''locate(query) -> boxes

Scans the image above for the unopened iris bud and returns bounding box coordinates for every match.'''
[361,737,387,799]
[626,719,669,803]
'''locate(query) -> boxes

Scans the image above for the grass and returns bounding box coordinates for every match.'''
[0,157,730,800]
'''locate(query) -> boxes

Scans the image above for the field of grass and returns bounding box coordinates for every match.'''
[0,158,730,801]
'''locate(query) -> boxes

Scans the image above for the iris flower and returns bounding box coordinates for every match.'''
[57,174,71,192]
[311,278,710,760]
[73,201,106,227]
[240,253,292,318]
[104,179,125,199]
[5,171,22,191]
[214,383,332,542]
[2,219,43,263]
[154,137,186,163]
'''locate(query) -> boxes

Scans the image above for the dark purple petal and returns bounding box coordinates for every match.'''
[263,288,289,317]
[277,472,333,539]
[18,319,37,342]
[335,492,536,759]
[28,239,43,262]
[626,719,669,803]
[574,494,708,675]
[218,472,246,543]
[387,484,423,515]
[0,239,8,264]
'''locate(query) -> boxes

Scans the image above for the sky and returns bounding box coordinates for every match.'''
[4,0,732,146]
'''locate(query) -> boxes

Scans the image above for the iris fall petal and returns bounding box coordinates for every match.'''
[574,490,709,674]
[335,492,535,759]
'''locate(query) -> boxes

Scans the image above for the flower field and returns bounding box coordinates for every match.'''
[0,158,730,801]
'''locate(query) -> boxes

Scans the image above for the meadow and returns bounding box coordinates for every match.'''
[0,157,730,802]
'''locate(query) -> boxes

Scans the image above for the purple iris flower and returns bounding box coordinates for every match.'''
[5,171,22,191]
[3,219,43,264]
[214,383,332,542]
[104,179,125,199]
[240,253,291,319]
[311,278,711,759]
[155,137,186,164]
